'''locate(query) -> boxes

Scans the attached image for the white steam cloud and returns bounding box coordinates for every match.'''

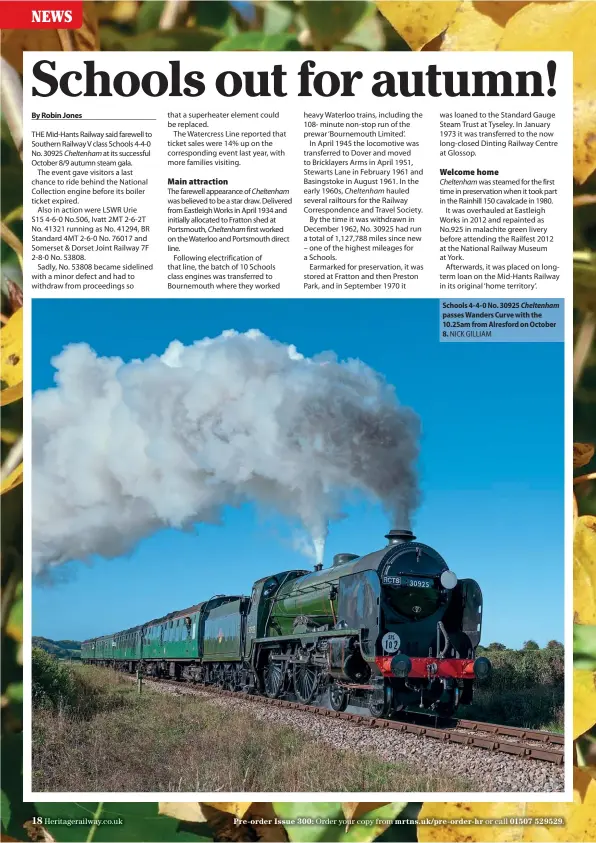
[33,329,419,573]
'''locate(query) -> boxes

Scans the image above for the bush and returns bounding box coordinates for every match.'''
[461,646,564,729]
[32,648,78,710]
[32,650,128,717]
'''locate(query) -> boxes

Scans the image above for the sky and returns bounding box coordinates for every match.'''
[32,298,564,648]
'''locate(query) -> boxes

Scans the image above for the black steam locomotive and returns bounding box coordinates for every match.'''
[83,528,490,718]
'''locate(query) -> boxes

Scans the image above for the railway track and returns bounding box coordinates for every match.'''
[133,673,564,765]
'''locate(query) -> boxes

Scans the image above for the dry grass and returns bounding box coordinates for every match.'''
[32,665,472,793]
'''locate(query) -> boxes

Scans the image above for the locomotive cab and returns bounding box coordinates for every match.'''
[243,569,310,661]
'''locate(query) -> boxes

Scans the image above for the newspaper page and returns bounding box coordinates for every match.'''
[2,3,590,840]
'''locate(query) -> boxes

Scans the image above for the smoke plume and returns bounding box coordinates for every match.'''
[33,330,419,572]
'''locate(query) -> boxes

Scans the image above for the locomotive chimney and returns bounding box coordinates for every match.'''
[385,528,416,545]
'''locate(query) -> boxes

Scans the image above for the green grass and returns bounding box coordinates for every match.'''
[32,663,473,793]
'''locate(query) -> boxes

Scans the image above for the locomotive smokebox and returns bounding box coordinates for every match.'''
[385,528,416,545]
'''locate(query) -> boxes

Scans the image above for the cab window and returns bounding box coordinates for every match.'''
[262,577,278,599]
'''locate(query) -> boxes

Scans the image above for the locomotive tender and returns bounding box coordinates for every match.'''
[82,529,490,716]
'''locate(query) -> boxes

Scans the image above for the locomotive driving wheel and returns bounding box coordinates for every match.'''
[328,682,349,712]
[263,652,284,698]
[293,661,320,704]
[369,680,393,718]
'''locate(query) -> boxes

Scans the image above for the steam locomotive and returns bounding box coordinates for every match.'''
[81,529,490,717]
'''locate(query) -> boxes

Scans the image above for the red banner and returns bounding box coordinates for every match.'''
[0,1,83,29]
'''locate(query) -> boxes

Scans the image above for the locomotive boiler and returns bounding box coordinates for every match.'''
[82,528,490,718]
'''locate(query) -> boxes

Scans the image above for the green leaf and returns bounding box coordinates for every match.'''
[344,7,385,50]
[575,624,596,670]
[99,26,223,52]
[272,803,409,842]
[375,802,421,841]
[191,1,231,30]
[273,804,346,842]
[6,682,23,704]
[6,584,22,643]
[135,1,165,33]
[34,803,213,842]
[302,1,369,49]
[1,733,36,840]
[1,790,10,831]
[213,31,301,51]
[261,1,296,34]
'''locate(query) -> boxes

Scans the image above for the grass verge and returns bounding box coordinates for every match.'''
[32,663,473,793]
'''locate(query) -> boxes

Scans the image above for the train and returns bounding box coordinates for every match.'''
[81,528,491,717]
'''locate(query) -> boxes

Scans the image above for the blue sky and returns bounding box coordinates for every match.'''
[32,298,564,648]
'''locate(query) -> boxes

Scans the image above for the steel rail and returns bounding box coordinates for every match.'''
[128,673,564,765]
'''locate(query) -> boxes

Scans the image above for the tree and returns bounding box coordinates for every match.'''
[523,640,540,650]
[547,639,564,649]
[487,642,506,651]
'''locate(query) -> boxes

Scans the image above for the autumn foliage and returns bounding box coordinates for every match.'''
[2,2,596,842]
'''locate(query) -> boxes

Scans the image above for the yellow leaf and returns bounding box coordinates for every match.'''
[418,774,596,842]
[104,1,138,23]
[574,668,596,739]
[1,461,22,496]
[418,801,527,841]
[574,442,595,467]
[6,606,22,644]
[378,1,596,183]
[0,382,23,407]
[0,428,19,444]
[496,1,596,184]
[158,803,207,823]
[23,822,55,842]
[342,803,360,822]
[203,802,253,818]
[573,766,596,804]
[158,802,254,824]
[0,1,98,73]
[342,802,393,822]
[574,515,596,624]
[440,2,530,51]
[376,2,460,50]
[1,307,22,388]
[523,771,596,841]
